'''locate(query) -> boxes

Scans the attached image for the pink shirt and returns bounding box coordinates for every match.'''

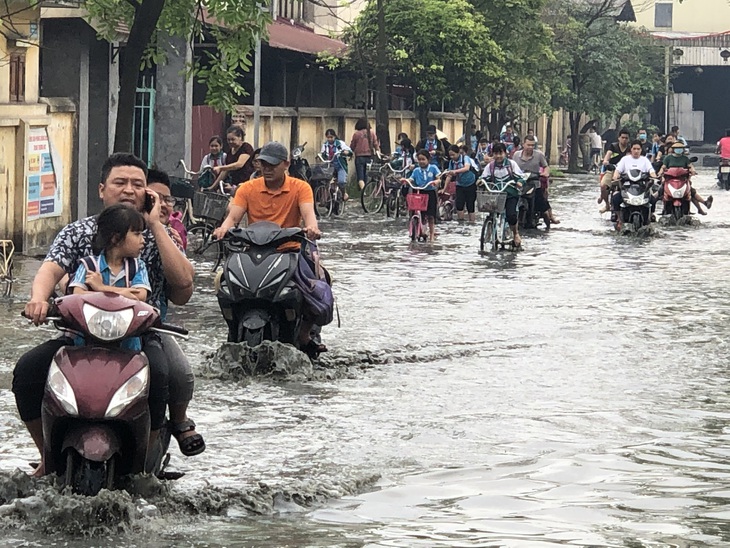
[719,137,730,159]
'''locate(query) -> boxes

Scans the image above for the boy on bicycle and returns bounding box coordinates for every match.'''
[480,143,525,247]
[402,150,440,242]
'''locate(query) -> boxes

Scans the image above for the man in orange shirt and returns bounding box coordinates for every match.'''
[213,141,324,351]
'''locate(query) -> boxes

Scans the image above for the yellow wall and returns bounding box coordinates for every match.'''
[1,6,75,253]
[633,0,730,33]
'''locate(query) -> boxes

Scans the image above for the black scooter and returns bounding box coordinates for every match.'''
[617,168,657,230]
[718,158,730,190]
[518,174,542,230]
[217,222,305,347]
[288,143,311,182]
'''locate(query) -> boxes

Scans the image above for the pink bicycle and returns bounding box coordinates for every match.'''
[405,181,430,242]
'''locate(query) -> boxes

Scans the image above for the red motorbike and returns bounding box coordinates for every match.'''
[663,167,692,220]
[30,292,188,495]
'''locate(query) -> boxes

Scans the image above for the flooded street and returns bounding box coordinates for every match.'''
[3,171,730,546]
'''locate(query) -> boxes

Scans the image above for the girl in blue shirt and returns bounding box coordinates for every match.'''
[445,145,477,223]
[69,204,151,351]
[402,150,441,241]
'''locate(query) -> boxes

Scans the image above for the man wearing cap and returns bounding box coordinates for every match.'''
[213,142,324,349]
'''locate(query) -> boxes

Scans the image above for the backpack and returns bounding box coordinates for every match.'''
[68,255,139,294]
[292,243,334,326]
[468,156,481,178]
[487,159,514,182]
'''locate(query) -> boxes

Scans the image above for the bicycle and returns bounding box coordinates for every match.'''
[0,240,14,296]
[438,178,456,222]
[311,152,348,218]
[477,180,517,252]
[404,181,431,242]
[173,160,229,264]
[361,154,410,217]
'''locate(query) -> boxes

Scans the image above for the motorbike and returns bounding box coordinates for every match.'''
[30,292,188,496]
[288,142,311,182]
[663,166,692,220]
[617,168,656,230]
[718,158,730,190]
[216,222,305,348]
[518,173,543,230]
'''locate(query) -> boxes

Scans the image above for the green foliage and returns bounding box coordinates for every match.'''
[342,0,503,111]
[85,0,270,113]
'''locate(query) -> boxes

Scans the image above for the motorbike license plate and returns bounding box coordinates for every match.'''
[720,166,730,173]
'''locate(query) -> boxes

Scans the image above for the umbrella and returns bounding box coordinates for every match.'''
[435,129,449,141]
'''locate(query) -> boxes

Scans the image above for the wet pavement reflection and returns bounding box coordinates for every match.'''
[2,171,730,546]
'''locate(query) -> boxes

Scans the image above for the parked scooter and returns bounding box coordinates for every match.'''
[617,169,657,230]
[663,166,692,220]
[216,222,305,347]
[289,143,311,182]
[718,158,730,190]
[27,292,188,496]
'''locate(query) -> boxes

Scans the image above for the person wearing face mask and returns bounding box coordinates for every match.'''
[599,128,631,214]
[637,128,652,158]
[658,142,713,214]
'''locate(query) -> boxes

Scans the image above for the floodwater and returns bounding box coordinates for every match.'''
[2,171,730,547]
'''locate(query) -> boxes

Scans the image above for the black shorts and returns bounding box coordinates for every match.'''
[535,187,551,213]
[455,184,477,213]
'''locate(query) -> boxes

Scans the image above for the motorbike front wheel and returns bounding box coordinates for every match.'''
[64,449,115,496]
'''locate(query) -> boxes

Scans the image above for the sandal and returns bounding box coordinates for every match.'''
[706,195,713,209]
[170,419,206,457]
[301,339,328,360]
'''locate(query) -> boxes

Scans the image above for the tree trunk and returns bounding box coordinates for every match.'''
[114,0,166,154]
[465,103,475,151]
[374,0,391,154]
[568,111,582,173]
[545,114,553,164]
[417,107,430,138]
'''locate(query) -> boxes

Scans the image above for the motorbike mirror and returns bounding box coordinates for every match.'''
[689,156,698,163]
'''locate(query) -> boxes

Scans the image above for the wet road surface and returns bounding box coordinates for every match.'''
[2,171,730,546]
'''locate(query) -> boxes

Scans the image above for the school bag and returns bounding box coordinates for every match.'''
[68,256,140,294]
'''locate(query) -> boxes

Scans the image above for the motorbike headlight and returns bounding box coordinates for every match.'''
[105,366,149,418]
[48,362,78,416]
[82,304,134,342]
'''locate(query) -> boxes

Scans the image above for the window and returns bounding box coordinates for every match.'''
[655,3,673,28]
[9,52,26,103]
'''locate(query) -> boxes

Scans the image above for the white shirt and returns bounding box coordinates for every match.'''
[615,155,654,176]
[590,132,603,149]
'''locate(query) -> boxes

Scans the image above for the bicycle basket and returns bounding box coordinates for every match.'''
[170,176,195,200]
[192,191,229,221]
[366,161,384,179]
[406,192,429,212]
[310,164,335,181]
[477,191,507,213]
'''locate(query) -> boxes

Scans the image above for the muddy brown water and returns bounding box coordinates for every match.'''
[2,171,730,546]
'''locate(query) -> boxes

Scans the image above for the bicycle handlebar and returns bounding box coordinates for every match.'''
[478,178,517,192]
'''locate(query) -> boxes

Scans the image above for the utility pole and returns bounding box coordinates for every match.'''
[375,0,391,154]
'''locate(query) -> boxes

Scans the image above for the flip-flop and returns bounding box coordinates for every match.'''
[170,419,206,457]
[706,195,714,209]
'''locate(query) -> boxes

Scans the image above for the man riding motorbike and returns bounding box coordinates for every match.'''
[512,136,559,226]
[611,139,658,225]
[658,142,713,215]
[212,141,325,355]
[13,153,196,476]
[599,128,631,215]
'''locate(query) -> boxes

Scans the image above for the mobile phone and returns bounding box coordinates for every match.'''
[144,193,155,213]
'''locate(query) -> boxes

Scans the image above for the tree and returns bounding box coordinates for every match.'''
[85,0,270,153]
[342,0,503,139]
[467,0,557,141]
[546,0,665,171]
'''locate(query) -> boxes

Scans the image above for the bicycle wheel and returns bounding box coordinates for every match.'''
[480,215,493,252]
[386,192,397,218]
[409,216,419,242]
[1,260,12,297]
[186,223,222,263]
[361,179,385,214]
[314,184,333,218]
[332,186,345,217]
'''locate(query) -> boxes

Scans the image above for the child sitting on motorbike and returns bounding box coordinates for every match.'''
[320,129,353,200]
[402,150,440,242]
[69,204,151,351]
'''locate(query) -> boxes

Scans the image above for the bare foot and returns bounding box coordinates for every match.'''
[551,217,561,224]
[513,235,522,248]
[31,460,45,477]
